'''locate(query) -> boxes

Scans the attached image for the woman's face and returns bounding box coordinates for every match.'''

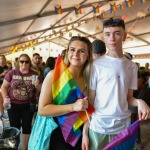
[7,62,12,69]
[19,56,30,69]
[68,40,89,67]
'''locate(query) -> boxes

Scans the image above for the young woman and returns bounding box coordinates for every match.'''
[38,36,93,150]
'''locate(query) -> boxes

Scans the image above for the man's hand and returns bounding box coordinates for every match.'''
[137,99,150,120]
[82,133,89,150]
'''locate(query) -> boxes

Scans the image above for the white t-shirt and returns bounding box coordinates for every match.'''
[90,55,138,134]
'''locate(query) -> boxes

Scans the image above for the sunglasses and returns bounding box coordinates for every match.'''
[20,60,29,64]
[103,17,122,25]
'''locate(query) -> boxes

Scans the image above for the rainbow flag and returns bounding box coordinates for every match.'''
[122,2,125,9]
[140,0,146,3]
[75,5,82,14]
[92,3,99,13]
[102,11,106,17]
[132,0,136,5]
[128,1,131,7]
[125,0,129,7]
[52,55,94,147]
[110,3,117,13]
[103,120,140,150]
[55,5,62,14]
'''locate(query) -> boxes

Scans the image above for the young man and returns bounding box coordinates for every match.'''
[82,17,150,150]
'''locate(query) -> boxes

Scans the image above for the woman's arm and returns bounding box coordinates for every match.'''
[127,89,150,120]
[38,70,88,117]
[1,79,10,108]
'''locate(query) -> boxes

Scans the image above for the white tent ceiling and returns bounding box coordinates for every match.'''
[0,0,150,57]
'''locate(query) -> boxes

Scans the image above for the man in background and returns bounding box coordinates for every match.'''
[124,52,142,150]
[92,39,106,60]
[31,53,43,79]
[0,55,8,114]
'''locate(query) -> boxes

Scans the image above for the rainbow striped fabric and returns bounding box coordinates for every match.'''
[55,5,62,14]
[103,120,140,150]
[110,3,117,13]
[92,3,99,13]
[52,55,94,147]
[74,5,82,14]
[140,0,146,3]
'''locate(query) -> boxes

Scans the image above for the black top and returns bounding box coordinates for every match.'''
[49,117,82,150]
[0,65,8,86]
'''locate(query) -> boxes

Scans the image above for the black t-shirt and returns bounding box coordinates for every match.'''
[0,65,8,86]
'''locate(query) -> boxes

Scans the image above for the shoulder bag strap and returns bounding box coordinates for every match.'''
[19,72,30,100]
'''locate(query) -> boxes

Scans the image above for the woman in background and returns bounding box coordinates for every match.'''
[43,57,56,79]
[1,54,40,150]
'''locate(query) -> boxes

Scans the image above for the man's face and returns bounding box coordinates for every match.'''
[0,56,6,65]
[103,26,126,52]
[32,55,40,65]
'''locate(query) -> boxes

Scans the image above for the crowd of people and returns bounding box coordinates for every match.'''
[0,17,150,150]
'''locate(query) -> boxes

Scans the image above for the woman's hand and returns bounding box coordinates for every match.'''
[137,99,150,120]
[72,97,88,112]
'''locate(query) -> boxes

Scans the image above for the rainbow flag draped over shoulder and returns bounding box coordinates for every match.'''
[103,120,140,150]
[52,55,94,147]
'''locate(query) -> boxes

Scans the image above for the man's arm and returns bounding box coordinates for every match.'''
[127,89,150,120]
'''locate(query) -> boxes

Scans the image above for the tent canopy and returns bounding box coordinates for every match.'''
[0,0,150,56]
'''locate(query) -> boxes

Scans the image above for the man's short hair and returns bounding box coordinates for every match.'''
[33,53,40,57]
[103,16,125,30]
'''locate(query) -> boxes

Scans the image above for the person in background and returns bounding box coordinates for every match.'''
[13,57,18,69]
[0,55,8,87]
[0,55,8,115]
[92,39,106,60]
[43,57,56,79]
[82,17,150,150]
[145,62,150,73]
[38,36,93,150]
[41,62,46,71]
[124,52,143,149]
[31,53,43,80]
[6,61,13,70]
[61,49,67,60]
[1,54,40,150]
